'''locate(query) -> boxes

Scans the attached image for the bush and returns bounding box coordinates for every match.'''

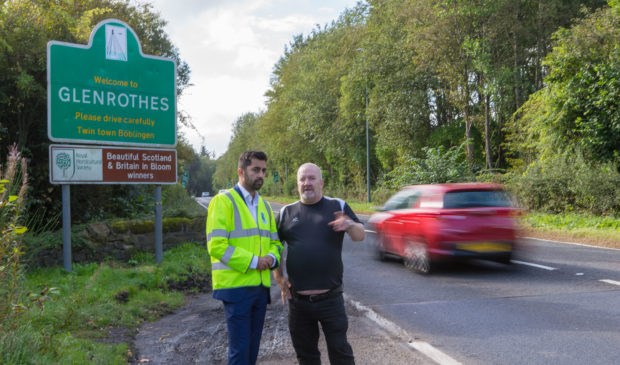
[508,152,620,215]
[0,145,28,323]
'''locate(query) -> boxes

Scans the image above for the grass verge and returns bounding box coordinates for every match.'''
[520,212,620,249]
[0,242,211,365]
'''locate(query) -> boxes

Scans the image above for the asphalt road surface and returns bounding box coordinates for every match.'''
[138,197,620,364]
[344,222,620,365]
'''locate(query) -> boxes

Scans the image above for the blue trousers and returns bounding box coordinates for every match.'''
[221,287,269,365]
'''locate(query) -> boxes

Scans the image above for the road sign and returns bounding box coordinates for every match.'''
[50,144,177,184]
[273,171,279,182]
[181,171,189,187]
[47,19,176,147]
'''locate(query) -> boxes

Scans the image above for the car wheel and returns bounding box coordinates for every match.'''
[404,239,431,274]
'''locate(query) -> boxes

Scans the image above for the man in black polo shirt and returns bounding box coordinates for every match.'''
[274,163,365,365]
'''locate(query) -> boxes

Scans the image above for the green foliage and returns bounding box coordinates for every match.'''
[162,183,205,219]
[1,243,210,364]
[0,145,28,324]
[213,0,608,208]
[382,144,473,189]
[507,3,620,165]
[185,153,216,197]
[508,152,620,214]
[525,212,620,230]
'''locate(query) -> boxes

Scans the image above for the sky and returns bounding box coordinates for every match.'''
[148,0,361,157]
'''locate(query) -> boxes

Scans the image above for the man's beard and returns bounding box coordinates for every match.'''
[252,177,264,191]
[300,188,315,201]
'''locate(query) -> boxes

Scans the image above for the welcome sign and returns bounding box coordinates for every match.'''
[47,19,177,147]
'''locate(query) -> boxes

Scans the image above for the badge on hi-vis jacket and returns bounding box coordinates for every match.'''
[261,211,267,225]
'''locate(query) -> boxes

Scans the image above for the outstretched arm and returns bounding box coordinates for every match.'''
[329,211,366,242]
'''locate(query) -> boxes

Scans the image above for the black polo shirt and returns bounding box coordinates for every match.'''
[277,196,360,292]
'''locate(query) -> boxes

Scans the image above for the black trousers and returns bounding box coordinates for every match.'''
[288,294,355,365]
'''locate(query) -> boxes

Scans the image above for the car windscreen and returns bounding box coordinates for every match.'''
[383,189,420,210]
[443,190,512,209]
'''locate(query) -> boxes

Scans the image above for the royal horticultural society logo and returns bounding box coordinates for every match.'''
[47,19,177,147]
[56,151,73,178]
[50,147,103,182]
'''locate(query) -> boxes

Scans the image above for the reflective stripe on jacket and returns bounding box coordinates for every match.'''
[206,189,282,290]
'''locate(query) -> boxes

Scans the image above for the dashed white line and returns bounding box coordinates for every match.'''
[345,295,462,365]
[599,279,620,286]
[511,260,557,271]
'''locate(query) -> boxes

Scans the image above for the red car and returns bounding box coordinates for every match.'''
[368,183,520,274]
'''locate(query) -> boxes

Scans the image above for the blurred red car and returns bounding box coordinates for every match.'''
[368,183,520,274]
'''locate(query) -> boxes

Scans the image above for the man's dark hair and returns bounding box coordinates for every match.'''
[238,150,267,170]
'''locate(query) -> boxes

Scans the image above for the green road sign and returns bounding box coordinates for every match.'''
[47,19,176,147]
[181,171,189,187]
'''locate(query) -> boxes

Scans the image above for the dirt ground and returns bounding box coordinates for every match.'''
[131,285,431,365]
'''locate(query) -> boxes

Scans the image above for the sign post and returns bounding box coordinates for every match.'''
[48,19,177,270]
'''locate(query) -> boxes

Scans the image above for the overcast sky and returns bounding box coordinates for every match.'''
[148,0,360,157]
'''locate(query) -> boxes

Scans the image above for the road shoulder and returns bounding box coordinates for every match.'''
[133,285,433,364]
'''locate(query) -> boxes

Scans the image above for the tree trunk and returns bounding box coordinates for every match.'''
[464,71,473,163]
[484,93,492,169]
[513,2,522,110]
[535,0,543,90]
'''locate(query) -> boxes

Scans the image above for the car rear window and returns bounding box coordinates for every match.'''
[443,190,512,209]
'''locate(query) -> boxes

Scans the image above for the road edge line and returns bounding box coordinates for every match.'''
[344,294,462,365]
[522,236,620,251]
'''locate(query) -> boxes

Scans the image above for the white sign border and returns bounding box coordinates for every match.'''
[47,18,178,148]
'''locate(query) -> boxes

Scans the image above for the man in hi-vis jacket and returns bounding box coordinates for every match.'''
[206,150,282,365]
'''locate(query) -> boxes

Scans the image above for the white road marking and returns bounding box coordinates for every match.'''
[511,260,557,271]
[599,279,620,286]
[345,295,463,365]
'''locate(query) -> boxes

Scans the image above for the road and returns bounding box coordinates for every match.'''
[194,197,620,364]
[343,225,620,364]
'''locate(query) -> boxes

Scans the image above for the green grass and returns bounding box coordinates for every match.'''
[524,212,620,230]
[1,242,211,365]
[521,212,620,248]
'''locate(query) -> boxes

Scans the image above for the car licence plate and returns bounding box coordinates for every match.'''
[456,242,512,252]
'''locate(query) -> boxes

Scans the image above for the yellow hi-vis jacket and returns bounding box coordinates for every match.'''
[206,189,282,291]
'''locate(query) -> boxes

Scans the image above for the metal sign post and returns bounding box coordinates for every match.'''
[62,185,72,272]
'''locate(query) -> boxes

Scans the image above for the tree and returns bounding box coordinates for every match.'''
[507,1,620,165]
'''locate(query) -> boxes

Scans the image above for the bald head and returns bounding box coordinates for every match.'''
[297,163,322,180]
[297,163,324,204]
